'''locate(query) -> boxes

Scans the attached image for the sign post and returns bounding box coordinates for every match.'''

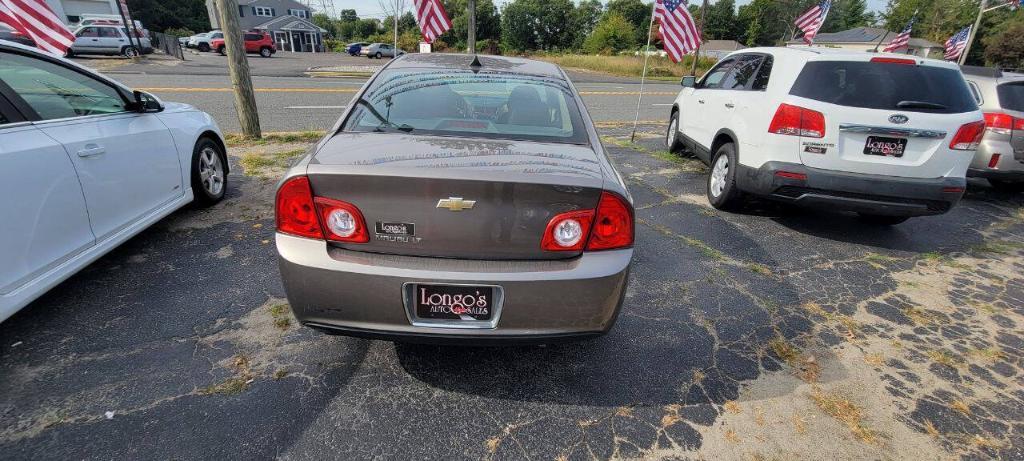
[116,0,142,58]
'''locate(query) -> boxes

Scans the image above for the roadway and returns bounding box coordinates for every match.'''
[109,74,681,133]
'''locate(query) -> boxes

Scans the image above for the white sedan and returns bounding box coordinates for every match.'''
[0,41,228,322]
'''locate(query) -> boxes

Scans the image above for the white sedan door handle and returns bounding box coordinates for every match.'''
[698,99,705,104]
[77,145,106,158]
[724,103,735,109]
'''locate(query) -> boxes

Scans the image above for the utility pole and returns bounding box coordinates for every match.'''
[960,0,988,65]
[690,0,708,76]
[215,0,261,139]
[394,0,399,53]
[467,0,476,53]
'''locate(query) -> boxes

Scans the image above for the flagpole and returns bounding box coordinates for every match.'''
[690,0,708,76]
[959,0,987,65]
[630,3,658,143]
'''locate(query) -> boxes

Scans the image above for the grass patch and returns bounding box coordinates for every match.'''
[973,240,1024,255]
[864,252,899,269]
[239,148,307,179]
[269,302,292,330]
[800,302,859,339]
[967,346,1004,362]
[273,369,288,380]
[810,387,878,444]
[682,236,725,261]
[225,130,324,147]
[747,263,773,276]
[864,353,885,367]
[927,349,964,369]
[951,399,971,416]
[533,53,716,79]
[903,306,935,325]
[601,135,706,171]
[199,355,254,396]
[769,337,801,365]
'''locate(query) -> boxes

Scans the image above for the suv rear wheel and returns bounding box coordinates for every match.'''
[198,43,210,52]
[375,52,383,59]
[666,111,683,153]
[707,143,743,210]
[260,47,273,58]
[122,46,139,58]
[217,45,226,55]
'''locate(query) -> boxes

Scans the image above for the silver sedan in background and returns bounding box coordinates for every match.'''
[275,54,634,344]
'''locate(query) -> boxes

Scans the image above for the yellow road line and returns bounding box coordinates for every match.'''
[137,87,676,96]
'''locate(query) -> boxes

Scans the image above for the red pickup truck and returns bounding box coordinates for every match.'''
[211,31,275,58]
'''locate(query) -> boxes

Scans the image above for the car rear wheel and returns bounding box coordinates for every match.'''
[988,179,1024,192]
[64,48,74,58]
[217,46,226,55]
[191,138,227,207]
[857,214,909,225]
[260,47,273,58]
[122,46,139,58]
[666,111,683,153]
[707,143,743,210]
[198,43,210,52]
[375,52,382,59]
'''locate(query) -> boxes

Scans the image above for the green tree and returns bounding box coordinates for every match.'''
[983,17,1024,69]
[583,12,637,54]
[606,0,652,44]
[500,0,577,52]
[704,0,739,40]
[339,9,360,23]
[312,14,338,38]
[822,0,874,32]
[440,0,502,50]
[126,0,210,34]
[573,0,605,48]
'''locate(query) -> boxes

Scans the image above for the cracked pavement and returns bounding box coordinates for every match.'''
[1,123,1022,460]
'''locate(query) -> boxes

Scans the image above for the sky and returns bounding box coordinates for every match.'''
[326,0,888,20]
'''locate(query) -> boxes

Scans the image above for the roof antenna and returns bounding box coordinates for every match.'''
[470,54,482,73]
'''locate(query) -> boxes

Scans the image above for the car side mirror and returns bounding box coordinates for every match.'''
[131,90,164,113]
[680,76,696,88]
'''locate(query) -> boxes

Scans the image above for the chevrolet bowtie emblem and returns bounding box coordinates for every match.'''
[436,197,476,211]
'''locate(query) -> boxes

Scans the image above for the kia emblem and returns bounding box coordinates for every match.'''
[889,114,909,124]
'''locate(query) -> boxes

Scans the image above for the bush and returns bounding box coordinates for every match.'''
[984,21,1024,70]
[583,12,637,55]
[163,27,194,39]
[325,38,347,53]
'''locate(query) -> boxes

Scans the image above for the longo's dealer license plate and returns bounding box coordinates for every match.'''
[863,136,908,157]
[414,284,494,321]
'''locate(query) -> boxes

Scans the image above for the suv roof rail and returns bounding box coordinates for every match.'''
[960,65,1002,78]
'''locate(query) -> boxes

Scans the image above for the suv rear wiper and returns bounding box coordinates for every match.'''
[896,100,947,110]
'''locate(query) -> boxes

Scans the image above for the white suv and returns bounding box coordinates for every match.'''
[667,47,985,224]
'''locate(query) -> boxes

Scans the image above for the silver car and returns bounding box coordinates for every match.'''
[275,54,634,344]
[364,43,404,59]
[962,66,1024,191]
[68,25,151,57]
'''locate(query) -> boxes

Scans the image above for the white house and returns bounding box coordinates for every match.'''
[44,0,119,25]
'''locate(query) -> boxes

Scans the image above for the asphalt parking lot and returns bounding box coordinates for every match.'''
[1,122,1021,459]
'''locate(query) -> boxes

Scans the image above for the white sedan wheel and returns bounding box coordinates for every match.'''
[198,147,224,196]
[710,153,729,198]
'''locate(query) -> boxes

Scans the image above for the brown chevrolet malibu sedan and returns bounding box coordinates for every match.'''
[275,53,633,344]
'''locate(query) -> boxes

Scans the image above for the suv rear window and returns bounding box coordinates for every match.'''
[342,69,588,144]
[997,82,1024,112]
[789,61,977,113]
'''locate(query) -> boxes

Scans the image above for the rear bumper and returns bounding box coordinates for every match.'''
[736,161,964,217]
[276,233,632,344]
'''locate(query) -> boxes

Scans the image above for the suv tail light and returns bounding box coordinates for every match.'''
[983,112,1024,135]
[586,192,634,251]
[276,176,368,243]
[769,103,826,138]
[276,176,323,239]
[870,57,916,65]
[949,120,986,150]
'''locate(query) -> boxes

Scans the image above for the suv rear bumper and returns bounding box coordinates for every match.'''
[736,162,964,217]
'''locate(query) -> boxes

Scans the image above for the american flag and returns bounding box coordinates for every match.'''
[655,0,701,63]
[0,0,74,55]
[794,0,831,45]
[882,18,914,52]
[944,25,971,61]
[412,0,452,44]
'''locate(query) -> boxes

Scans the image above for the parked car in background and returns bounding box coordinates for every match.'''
[667,47,984,225]
[346,42,369,56]
[211,31,275,58]
[0,41,228,322]
[0,23,35,47]
[67,25,152,57]
[189,31,222,52]
[961,66,1024,192]
[275,54,634,343]
[364,43,403,59]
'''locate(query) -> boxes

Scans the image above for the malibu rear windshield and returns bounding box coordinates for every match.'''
[789,61,977,114]
[342,69,589,144]
[997,82,1024,112]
